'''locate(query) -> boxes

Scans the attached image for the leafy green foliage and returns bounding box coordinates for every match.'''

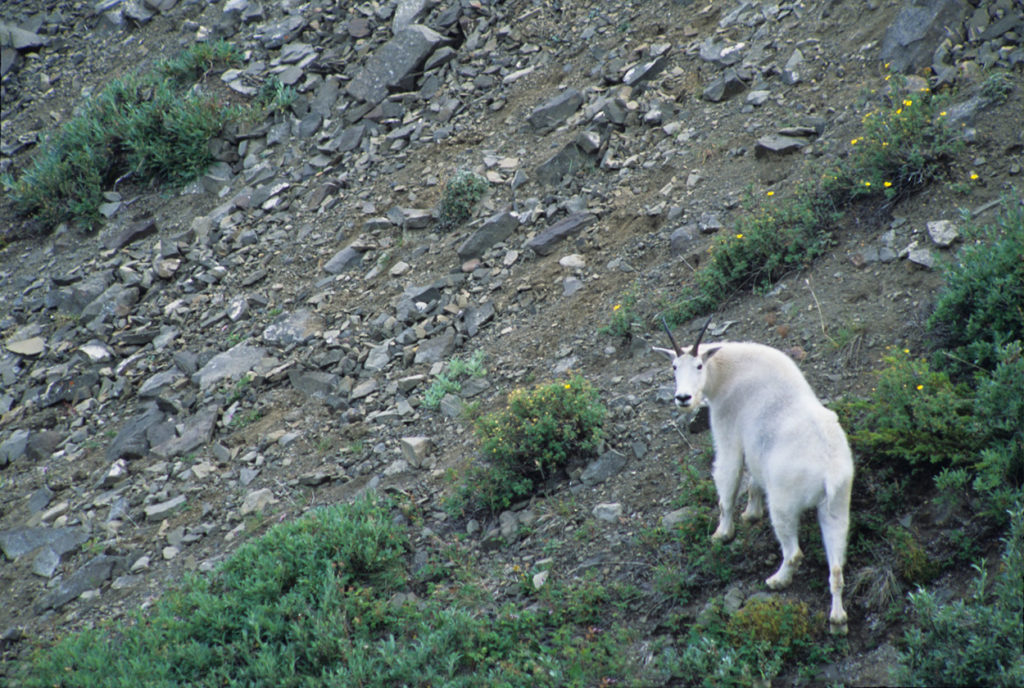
[823,75,962,206]
[665,187,838,324]
[22,492,667,687]
[437,170,489,230]
[422,350,486,409]
[455,375,606,513]
[654,595,829,687]
[886,525,939,585]
[2,43,247,232]
[841,349,977,470]
[895,505,1024,687]
[599,285,640,338]
[156,39,242,86]
[927,200,1024,375]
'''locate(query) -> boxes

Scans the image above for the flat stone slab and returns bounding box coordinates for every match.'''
[0,526,88,561]
[346,24,447,105]
[526,213,595,256]
[192,343,266,389]
[151,406,219,460]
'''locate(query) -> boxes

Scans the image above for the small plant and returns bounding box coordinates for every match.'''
[599,286,640,338]
[256,74,299,114]
[225,372,255,405]
[980,69,1015,103]
[422,350,487,410]
[454,374,606,513]
[437,169,488,230]
[665,187,837,323]
[886,525,939,585]
[2,44,247,232]
[229,408,262,429]
[895,505,1024,687]
[156,39,243,86]
[840,349,976,471]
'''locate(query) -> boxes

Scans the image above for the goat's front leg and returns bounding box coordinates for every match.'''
[710,437,743,542]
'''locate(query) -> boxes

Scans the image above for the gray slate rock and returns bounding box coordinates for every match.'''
[414,330,455,365]
[457,211,518,260]
[192,343,266,389]
[347,24,447,105]
[107,403,166,461]
[103,217,157,251]
[527,89,583,133]
[324,245,369,274]
[581,449,627,486]
[151,406,219,460]
[880,0,969,74]
[36,554,126,612]
[702,68,747,102]
[0,526,88,561]
[0,428,30,467]
[526,213,596,256]
[263,309,324,347]
[535,142,590,187]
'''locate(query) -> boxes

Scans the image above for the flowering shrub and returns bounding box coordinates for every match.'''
[824,74,962,206]
[454,375,606,514]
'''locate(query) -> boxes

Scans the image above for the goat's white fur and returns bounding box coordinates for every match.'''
[654,340,854,634]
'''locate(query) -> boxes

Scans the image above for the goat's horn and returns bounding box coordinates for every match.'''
[661,317,683,356]
[691,316,713,356]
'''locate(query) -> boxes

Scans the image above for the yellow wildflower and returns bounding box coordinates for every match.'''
[884,181,892,188]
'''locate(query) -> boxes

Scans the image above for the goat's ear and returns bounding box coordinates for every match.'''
[652,346,677,360]
[701,346,722,362]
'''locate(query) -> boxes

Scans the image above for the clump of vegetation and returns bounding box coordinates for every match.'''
[823,75,962,207]
[2,42,246,232]
[422,350,487,409]
[662,73,964,324]
[926,199,1024,375]
[886,525,940,585]
[437,169,489,230]
[665,187,838,323]
[451,375,606,514]
[156,39,242,86]
[599,284,641,338]
[895,505,1024,687]
[22,492,666,687]
[654,595,829,687]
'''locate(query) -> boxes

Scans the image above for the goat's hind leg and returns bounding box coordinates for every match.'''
[765,500,803,589]
[741,480,765,522]
[819,493,851,635]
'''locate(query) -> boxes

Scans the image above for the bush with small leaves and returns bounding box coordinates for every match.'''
[455,375,606,514]
[437,170,488,230]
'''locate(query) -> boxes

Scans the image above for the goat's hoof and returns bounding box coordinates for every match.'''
[740,511,763,523]
[765,574,791,590]
[828,619,849,636]
[711,525,734,542]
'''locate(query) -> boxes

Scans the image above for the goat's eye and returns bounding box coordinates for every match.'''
[696,364,703,370]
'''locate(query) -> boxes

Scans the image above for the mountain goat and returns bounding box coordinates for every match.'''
[654,318,854,634]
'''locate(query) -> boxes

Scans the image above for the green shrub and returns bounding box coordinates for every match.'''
[970,343,1024,512]
[927,199,1024,375]
[457,375,606,513]
[437,170,489,230]
[895,505,1024,687]
[886,525,940,585]
[422,350,486,409]
[842,349,977,470]
[823,75,962,206]
[599,286,641,337]
[156,39,242,86]
[2,44,246,232]
[665,187,837,324]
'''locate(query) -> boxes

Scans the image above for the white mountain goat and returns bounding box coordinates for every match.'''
[654,318,854,634]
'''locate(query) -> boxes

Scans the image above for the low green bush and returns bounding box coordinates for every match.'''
[437,169,489,230]
[2,43,246,232]
[895,505,1024,687]
[453,375,606,514]
[823,75,962,207]
[927,199,1024,375]
[665,187,837,324]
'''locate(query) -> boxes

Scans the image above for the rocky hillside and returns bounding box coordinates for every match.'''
[1,0,1022,684]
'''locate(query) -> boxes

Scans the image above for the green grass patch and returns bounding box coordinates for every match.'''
[422,350,487,409]
[655,73,965,327]
[2,42,247,232]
